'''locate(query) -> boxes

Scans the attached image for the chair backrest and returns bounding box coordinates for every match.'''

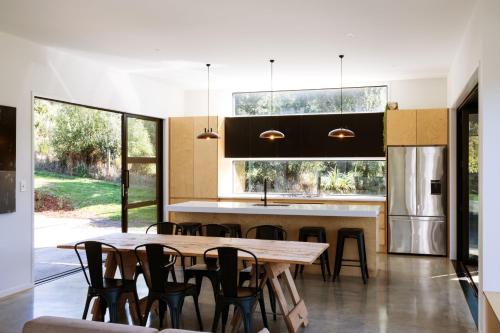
[204,247,258,298]
[74,241,124,289]
[145,222,178,235]
[246,225,287,240]
[200,224,231,237]
[134,243,183,292]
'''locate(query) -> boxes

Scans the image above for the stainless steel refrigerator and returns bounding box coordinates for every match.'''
[388,146,447,255]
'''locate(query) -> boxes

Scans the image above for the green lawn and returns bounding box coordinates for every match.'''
[35,170,157,224]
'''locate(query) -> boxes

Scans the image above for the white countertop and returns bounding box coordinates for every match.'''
[167,201,381,218]
[218,193,386,202]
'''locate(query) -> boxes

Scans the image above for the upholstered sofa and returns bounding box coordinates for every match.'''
[23,316,271,333]
[22,316,207,333]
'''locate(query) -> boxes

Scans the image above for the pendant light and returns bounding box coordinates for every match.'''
[259,59,285,140]
[197,64,220,140]
[328,55,355,139]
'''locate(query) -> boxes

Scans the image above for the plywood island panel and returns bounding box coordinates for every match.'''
[169,202,380,277]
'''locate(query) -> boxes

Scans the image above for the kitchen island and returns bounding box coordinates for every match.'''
[167,201,381,277]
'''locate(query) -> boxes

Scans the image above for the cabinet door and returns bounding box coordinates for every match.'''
[194,116,218,198]
[416,108,448,145]
[169,117,194,198]
[386,109,417,146]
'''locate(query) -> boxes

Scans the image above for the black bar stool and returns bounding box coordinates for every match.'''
[332,228,369,284]
[176,222,202,265]
[176,222,202,236]
[220,223,242,238]
[293,226,331,281]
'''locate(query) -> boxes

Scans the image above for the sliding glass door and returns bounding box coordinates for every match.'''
[122,115,163,233]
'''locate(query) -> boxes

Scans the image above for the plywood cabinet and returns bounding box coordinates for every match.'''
[416,108,448,145]
[386,109,417,146]
[169,116,218,200]
[169,117,194,198]
[386,108,448,146]
[193,116,218,198]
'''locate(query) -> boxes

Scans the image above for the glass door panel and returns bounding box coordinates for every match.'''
[468,113,479,262]
[122,115,163,233]
[127,117,158,158]
[127,206,158,233]
[127,163,157,204]
[457,86,479,294]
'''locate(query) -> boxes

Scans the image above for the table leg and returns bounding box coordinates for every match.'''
[266,263,309,333]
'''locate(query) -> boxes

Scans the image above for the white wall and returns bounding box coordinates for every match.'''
[389,78,448,109]
[447,0,500,331]
[0,32,184,297]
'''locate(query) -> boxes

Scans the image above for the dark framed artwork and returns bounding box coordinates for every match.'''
[0,105,16,213]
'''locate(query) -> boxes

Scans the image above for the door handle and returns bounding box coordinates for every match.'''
[124,170,130,189]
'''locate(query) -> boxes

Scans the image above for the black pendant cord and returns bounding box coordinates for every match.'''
[270,59,274,114]
[339,54,344,125]
[207,63,210,131]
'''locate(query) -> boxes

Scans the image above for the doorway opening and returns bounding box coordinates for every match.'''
[456,86,479,292]
[33,97,163,283]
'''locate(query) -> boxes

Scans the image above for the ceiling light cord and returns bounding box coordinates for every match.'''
[207,63,210,130]
[270,59,274,114]
[340,55,343,116]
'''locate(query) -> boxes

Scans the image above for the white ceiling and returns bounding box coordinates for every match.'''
[0,0,475,90]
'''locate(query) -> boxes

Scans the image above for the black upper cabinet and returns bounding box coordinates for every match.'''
[225,113,385,158]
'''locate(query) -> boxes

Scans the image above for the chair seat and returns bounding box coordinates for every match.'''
[240,266,252,274]
[100,278,132,289]
[240,264,266,276]
[186,263,219,271]
[300,226,325,232]
[163,282,196,294]
[338,228,364,236]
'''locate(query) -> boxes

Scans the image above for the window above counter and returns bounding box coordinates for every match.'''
[233,159,386,197]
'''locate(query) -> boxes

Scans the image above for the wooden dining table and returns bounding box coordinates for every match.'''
[58,232,329,333]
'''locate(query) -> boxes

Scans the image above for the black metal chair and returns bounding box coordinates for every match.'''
[134,243,203,330]
[220,223,242,238]
[207,247,269,333]
[175,222,202,236]
[184,224,231,300]
[294,226,331,281]
[239,225,287,320]
[74,241,141,324]
[175,222,202,265]
[146,222,179,235]
[332,228,369,284]
[136,222,178,283]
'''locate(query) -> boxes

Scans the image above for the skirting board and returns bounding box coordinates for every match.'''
[0,283,33,300]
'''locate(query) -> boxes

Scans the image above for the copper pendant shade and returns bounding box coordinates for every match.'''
[197,128,220,140]
[328,55,355,139]
[259,129,285,140]
[196,64,219,140]
[328,127,355,139]
[259,59,285,141]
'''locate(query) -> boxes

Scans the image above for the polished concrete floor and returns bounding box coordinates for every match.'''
[0,255,476,333]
